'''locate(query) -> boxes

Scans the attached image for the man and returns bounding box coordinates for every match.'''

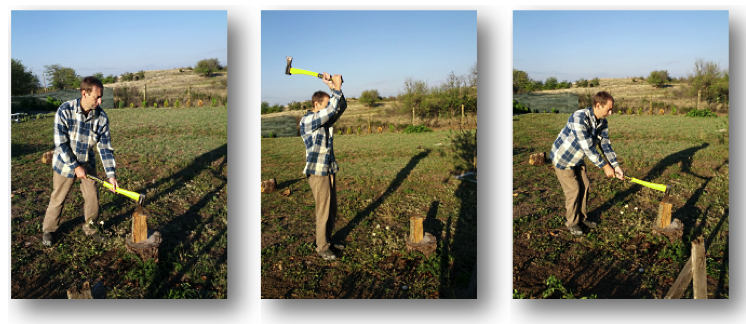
[549,91,624,236]
[299,73,347,260]
[42,76,118,247]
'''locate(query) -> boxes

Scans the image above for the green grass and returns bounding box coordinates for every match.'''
[10,107,227,299]
[513,113,728,299]
[261,129,477,298]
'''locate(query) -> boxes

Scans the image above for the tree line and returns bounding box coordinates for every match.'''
[10,58,224,96]
[513,58,728,105]
[261,62,478,121]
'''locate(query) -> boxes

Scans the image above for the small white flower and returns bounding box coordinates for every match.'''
[634,207,638,210]
[620,211,624,215]
[372,233,376,236]
[385,226,390,230]
[625,204,629,208]
[100,221,104,225]
[376,224,380,229]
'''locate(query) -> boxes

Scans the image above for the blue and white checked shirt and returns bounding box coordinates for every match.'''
[299,89,347,176]
[52,98,116,179]
[549,107,619,170]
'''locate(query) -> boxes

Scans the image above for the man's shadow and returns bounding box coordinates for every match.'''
[331,149,431,245]
[588,142,710,224]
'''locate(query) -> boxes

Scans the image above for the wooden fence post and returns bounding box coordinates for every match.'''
[697,90,701,110]
[692,237,707,299]
[461,104,465,127]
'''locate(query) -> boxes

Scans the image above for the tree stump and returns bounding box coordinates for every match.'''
[126,229,162,263]
[652,209,683,242]
[528,152,546,166]
[406,232,437,258]
[261,178,277,193]
[405,216,436,257]
[41,150,54,164]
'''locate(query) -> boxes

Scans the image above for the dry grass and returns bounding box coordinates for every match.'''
[105,68,228,107]
[532,77,729,114]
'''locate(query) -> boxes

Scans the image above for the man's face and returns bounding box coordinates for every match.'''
[594,100,614,119]
[314,96,330,112]
[81,86,103,111]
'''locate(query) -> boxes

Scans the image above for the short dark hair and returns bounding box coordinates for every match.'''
[312,91,330,108]
[593,91,614,108]
[80,76,103,95]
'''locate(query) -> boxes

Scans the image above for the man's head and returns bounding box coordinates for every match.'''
[592,91,615,119]
[80,76,104,112]
[312,91,330,113]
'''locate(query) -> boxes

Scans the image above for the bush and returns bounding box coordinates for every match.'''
[142,100,147,108]
[198,100,203,107]
[513,100,530,114]
[194,58,222,77]
[575,78,588,88]
[647,70,670,88]
[212,98,218,107]
[589,77,600,87]
[672,106,677,115]
[164,100,169,108]
[685,108,717,117]
[359,89,380,108]
[119,101,125,108]
[389,124,395,133]
[130,103,134,108]
[403,125,433,134]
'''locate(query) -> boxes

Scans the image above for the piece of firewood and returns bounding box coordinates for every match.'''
[659,202,673,228]
[132,205,148,244]
[41,150,54,164]
[409,216,424,243]
[529,152,546,166]
[261,178,277,193]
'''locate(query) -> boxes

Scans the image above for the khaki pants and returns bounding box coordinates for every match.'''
[554,165,590,228]
[308,174,337,252]
[43,171,99,235]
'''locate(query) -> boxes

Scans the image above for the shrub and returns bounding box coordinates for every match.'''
[672,106,677,115]
[647,70,670,88]
[347,127,352,135]
[637,108,642,115]
[403,125,433,134]
[212,98,218,107]
[513,100,530,114]
[589,77,600,87]
[389,124,395,133]
[359,89,380,108]
[154,103,158,108]
[685,108,717,117]
[164,100,169,108]
[626,108,632,115]
[186,99,191,107]
[575,78,588,88]
[130,103,134,108]
[198,100,203,107]
[142,100,147,108]
[357,126,361,135]
[119,101,125,108]
[659,109,665,115]
[175,100,180,108]
[194,58,222,77]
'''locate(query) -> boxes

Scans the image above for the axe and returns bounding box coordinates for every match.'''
[86,175,145,205]
[285,56,343,83]
[624,176,672,203]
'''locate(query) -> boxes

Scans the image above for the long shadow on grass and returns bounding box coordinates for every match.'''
[102,144,227,298]
[331,149,431,244]
[540,143,713,298]
[11,142,52,159]
[587,142,710,223]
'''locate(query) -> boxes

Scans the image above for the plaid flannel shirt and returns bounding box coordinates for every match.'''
[299,89,347,176]
[549,107,619,170]
[52,98,116,179]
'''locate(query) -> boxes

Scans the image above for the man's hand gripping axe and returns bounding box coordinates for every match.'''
[285,56,343,83]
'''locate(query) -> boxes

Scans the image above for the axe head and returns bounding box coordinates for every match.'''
[138,193,146,205]
[285,56,293,75]
[662,184,672,204]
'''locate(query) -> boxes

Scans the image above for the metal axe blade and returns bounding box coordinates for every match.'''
[285,56,343,83]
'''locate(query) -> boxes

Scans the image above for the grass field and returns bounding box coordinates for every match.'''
[10,107,227,299]
[513,113,729,299]
[261,128,477,298]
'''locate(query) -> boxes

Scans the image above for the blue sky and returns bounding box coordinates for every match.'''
[262,10,476,106]
[11,10,227,80]
[514,10,729,82]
